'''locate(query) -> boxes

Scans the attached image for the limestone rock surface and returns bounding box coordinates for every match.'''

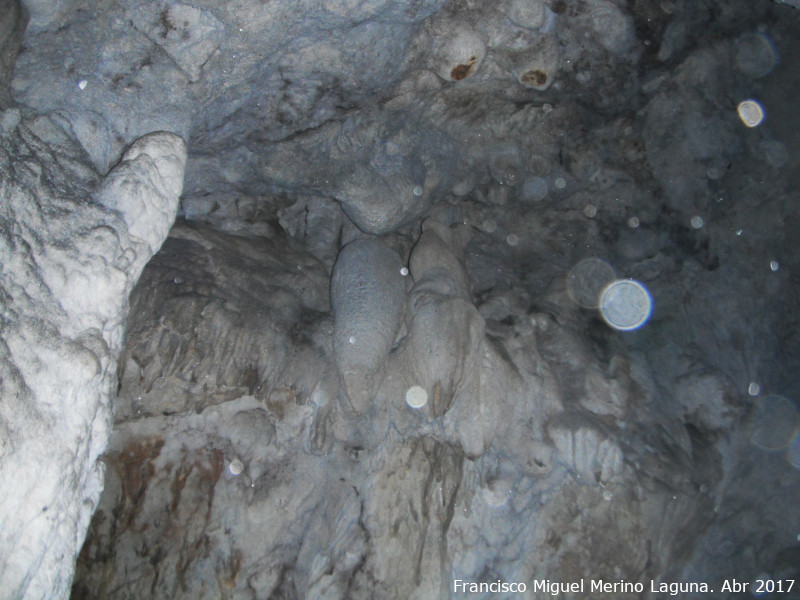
[0,119,186,599]
[0,0,798,598]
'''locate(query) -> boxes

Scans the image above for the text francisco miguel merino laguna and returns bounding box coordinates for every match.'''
[453,578,723,596]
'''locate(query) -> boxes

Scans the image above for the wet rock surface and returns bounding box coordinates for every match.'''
[0,0,799,598]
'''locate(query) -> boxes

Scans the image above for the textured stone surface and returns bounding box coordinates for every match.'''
[331,238,406,413]
[69,221,721,600]
[0,0,799,598]
[0,121,186,599]
[0,0,25,109]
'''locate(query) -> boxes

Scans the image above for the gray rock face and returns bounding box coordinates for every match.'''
[0,0,25,109]
[394,220,484,432]
[1,0,799,598]
[69,218,720,600]
[0,121,186,599]
[261,108,457,235]
[331,238,406,413]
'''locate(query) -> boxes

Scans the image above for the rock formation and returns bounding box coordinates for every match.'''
[0,0,798,598]
[0,121,186,598]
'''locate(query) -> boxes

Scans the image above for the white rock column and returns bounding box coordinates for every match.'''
[0,122,186,600]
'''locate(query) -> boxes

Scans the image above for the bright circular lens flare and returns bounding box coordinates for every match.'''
[599,279,653,331]
[405,385,428,409]
[737,100,765,127]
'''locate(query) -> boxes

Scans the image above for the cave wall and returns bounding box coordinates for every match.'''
[0,3,189,587]
[0,120,186,596]
[0,0,799,598]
